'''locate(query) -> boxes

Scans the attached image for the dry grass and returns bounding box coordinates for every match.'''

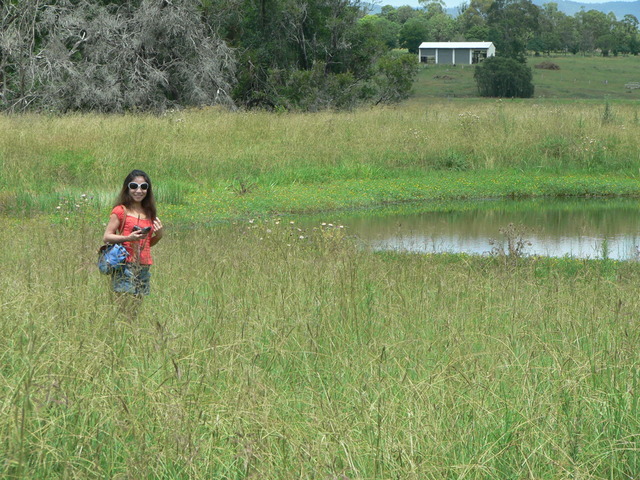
[1,217,639,478]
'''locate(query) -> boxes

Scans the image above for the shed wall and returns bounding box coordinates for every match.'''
[455,49,471,64]
[438,49,453,64]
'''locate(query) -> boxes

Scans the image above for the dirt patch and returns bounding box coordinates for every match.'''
[433,75,455,80]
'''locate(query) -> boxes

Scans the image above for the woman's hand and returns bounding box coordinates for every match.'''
[128,229,149,242]
[151,218,164,246]
[153,218,164,237]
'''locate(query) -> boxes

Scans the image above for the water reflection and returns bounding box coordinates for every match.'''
[328,198,640,260]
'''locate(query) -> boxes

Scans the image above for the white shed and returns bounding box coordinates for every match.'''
[418,42,496,65]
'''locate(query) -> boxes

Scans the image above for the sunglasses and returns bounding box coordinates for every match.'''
[128,182,149,191]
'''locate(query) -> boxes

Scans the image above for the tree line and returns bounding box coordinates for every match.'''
[1,0,638,113]
[0,0,417,113]
[379,0,639,58]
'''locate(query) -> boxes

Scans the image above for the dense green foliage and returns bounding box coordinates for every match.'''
[384,0,640,57]
[486,0,540,60]
[474,56,535,97]
[0,0,416,112]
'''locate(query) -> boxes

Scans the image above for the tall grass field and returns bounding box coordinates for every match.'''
[1,98,640,221]
[2,217,640,478]
[2,55,640,478]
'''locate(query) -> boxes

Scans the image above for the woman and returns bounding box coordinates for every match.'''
[103,170,164,298]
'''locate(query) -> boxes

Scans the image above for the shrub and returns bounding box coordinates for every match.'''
[373,53,419,105]
[474,57,534,98]
[534,61,560,70]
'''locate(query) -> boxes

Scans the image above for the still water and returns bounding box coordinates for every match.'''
[322,198,640,260]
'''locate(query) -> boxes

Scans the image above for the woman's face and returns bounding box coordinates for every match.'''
[128,175,149,203]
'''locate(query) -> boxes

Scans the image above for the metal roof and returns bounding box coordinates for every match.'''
[419,42,494,49]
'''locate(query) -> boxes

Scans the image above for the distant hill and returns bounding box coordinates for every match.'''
[366,1,640,19]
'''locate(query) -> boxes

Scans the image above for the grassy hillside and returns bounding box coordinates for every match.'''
[412,54,640,100]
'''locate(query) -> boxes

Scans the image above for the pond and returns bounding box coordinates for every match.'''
[313,198,640,260]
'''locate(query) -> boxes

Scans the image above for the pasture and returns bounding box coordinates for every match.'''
[414,54,640,100]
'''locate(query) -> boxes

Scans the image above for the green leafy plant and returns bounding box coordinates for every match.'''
[474,56,534,98]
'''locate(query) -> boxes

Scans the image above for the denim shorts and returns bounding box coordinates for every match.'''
[111,264,151,296]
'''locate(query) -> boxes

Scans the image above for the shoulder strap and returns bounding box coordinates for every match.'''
[118,205,127,235]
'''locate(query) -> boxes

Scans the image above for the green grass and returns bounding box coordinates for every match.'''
[160,170,640,225]
[412,54,640,100]
[2,218,640,478]
[2,97,640,221]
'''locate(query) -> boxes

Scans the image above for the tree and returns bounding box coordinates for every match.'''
[575,9,613,54]
[374,53,419,104]
[622,14,640,54]
[427,12,456,41]
[227,0,370,108]
[399,16,429,53]
[464,25,491,41]
[379,5,398,23]
[359,15,400,49]
[456,0,492,35]
[0,0,237,112]
[420,0,446,19]
[474,56,534,97]
[487,0,540,60]
[396,5,421,24]
[613,14,640,54]
[530,2,566,54]
[556,13,580,53]
[0,0,421,112]
[0,0,43,111]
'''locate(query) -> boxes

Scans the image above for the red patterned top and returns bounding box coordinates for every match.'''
[112,205,154,265]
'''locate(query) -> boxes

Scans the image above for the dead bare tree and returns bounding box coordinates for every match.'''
[0,0,44,111]
[1,0,237,112]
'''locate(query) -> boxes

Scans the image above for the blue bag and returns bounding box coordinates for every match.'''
[98,243,128,274]
[98,206,128,275]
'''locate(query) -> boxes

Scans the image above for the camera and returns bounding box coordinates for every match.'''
[132,225,151,234]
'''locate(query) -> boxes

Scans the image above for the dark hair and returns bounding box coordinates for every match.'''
[115,169,157,219]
